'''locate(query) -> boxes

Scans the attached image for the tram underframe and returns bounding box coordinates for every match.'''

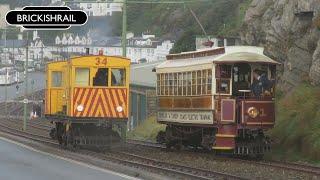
[157,124,271,157]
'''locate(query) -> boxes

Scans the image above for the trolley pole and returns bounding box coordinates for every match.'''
[23,32,29,131]
[4,28,8,118]
[121,0,127,57]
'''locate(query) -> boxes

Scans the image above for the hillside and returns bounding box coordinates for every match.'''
[241,0,320,87]
[1,0,252,52]
[241,0,320,161]
[123,0,252,53]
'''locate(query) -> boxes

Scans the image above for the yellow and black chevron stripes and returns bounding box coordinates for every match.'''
[73,88,128,118]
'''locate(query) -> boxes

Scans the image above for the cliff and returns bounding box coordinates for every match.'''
[241,0,320,89]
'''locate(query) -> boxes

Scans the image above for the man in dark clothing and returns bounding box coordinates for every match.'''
[251,70,272,97]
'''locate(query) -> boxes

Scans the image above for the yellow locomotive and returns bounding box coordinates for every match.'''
[45,55,130,149]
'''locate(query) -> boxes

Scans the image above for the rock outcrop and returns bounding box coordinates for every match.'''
[241,0,320,89]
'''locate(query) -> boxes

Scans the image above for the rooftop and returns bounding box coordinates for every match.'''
[157,46,280,70]
[130,61,163,87]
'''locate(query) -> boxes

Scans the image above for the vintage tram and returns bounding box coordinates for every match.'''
[155,46,280,157]
[45,55,130,149]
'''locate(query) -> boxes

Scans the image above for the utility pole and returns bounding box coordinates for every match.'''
[23,32,29,131]
[121,0,127,57]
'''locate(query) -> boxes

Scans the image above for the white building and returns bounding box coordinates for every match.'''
[79,0,123,16]
[4,30,173,65]
[50,32,174,63]
[0,4,10,29]
[99,33,174,63]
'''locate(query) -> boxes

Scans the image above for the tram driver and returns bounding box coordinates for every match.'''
[251,69,273,97]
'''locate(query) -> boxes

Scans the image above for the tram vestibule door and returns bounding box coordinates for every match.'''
[232,63,251,97]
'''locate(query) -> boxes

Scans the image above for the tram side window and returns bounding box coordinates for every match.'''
[111,68,126,86]
[168,73,174,95]
[52,71,62,87]
[156,69,213,96]
[216,65,231,78]
[178,73,183,95]
[207,69,212,94]
[216,79,230,94]
[187,72,192,96]
[183,72,187,96]
[161,74,165,95]
[75,68,90,86]
[157,74,161,95]
[174,73,178,95]
[192,72,197,95]
[93,68,108,86]
[216,65,231,94]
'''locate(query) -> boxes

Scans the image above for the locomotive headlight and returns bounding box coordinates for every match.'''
[77,105,84,112]
[247,107,259,118]
[116,106,123,112]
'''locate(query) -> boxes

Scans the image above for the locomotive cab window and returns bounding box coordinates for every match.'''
[51,71,62,87]
[111,68,126,86]
[93,68,108,86]
[75,68,90,86]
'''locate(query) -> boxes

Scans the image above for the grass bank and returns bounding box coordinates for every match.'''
[128,116,165,142]
[266,84,320,163]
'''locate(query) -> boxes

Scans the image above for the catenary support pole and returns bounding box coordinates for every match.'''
[23,32,29,131]
[122,0,127,57]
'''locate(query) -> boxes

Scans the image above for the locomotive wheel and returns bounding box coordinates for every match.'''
[66,130,76,152]
[49,128,57,140]
[56,123,64,146]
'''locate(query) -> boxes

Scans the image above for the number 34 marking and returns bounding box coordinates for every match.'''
[95,57,107,65]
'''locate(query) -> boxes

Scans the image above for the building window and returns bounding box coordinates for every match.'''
[51,71,62,87]
[111,68,126,86]
[75,68,90,86]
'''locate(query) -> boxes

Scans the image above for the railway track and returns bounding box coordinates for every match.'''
[249,160,320,176]
[127,139,165,149]
[0,117,248,179]
[1,117,319,178]
[84,150,246,180]
[127,139,320,176]
[0,120,58,146]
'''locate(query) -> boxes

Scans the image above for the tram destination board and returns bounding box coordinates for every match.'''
[157,111,214,124]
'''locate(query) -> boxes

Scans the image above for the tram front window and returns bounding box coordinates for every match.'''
[232,63,251,96]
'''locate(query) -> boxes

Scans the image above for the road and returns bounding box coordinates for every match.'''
[0,137,134,180]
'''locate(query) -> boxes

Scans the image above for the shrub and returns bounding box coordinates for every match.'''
[269,84,320,161]
[127,116,165,142]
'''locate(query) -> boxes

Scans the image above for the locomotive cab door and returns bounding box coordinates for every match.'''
[48,70,66,115]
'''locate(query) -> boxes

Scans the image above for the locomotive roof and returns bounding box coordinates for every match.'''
[157,46,280,70]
